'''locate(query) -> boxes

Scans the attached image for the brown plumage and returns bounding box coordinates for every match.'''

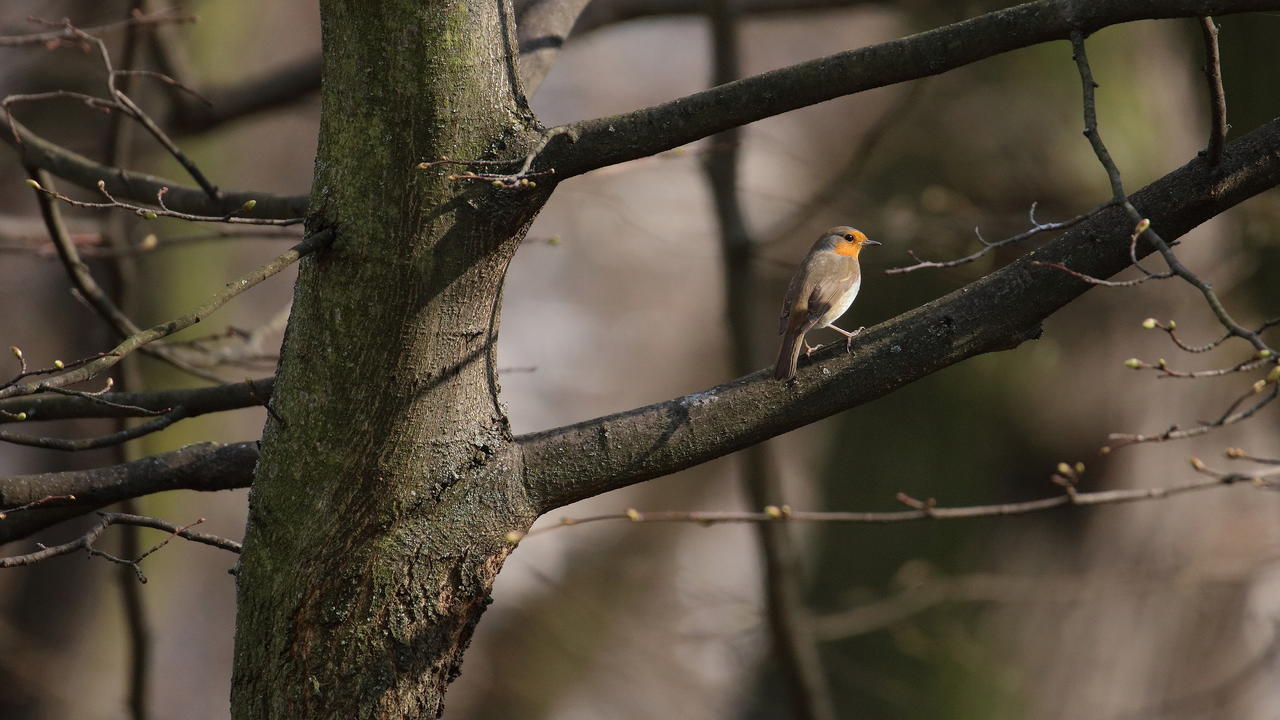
[774,226,880,381]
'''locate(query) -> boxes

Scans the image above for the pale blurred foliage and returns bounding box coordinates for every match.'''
[1,2,1278,720]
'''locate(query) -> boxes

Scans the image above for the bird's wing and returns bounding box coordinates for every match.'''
[799,254,859,325]
[778,265,807,335]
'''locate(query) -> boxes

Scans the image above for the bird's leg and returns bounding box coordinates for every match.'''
[828,324,865,352]
[803,338,819,357]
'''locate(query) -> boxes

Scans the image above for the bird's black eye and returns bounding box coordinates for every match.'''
[844,234,854,241]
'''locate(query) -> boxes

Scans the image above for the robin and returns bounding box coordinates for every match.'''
[774,226,880,381]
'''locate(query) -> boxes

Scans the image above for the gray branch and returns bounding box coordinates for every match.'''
[520,116,1280,513]
[0,441,256,543]
[543,0,1280,179]
[0,114,308,219]
[0,377,271,424]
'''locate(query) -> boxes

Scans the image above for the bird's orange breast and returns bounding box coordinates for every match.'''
[833,243,863,258]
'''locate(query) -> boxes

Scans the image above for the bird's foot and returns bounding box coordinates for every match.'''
[830,325,865,352]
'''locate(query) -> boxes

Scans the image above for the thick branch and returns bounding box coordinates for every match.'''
[543,0,1280,179]
[521,116,1280,513]
[0,441,256,543]
[163,0,873,134]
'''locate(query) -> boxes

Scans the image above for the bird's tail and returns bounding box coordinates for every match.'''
[774,328,804,381]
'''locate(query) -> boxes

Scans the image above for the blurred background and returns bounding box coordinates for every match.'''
[2,1,1279,719]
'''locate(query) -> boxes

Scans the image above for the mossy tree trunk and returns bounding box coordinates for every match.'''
[203,2,1280,719]
[230,1,548,717]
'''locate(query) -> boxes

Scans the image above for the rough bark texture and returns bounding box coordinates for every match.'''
[230,1,548,718]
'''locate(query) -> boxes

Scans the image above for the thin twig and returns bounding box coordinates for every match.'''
[72,22,219,198]
[0,227,334,401]
[526,471,1274,535]
[26,177,300,226]
[0,494,77,519]
[1104,383,1279,451]
[24,168,240,384]
[1223,447,1280,465]
[887,201,1110,274]
[0,9,194,47]
[1057,32,1279,451]
[0,512,240,575]
[1122,354,1272,379]
[1069,32,1270,354]
[1198,17,1227,167]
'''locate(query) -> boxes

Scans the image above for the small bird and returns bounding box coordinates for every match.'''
[774,226,880,381]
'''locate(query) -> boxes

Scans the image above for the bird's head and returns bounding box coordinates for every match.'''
[821,226,880,258]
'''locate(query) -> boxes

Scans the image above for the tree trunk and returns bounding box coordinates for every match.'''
[230,1,547,717]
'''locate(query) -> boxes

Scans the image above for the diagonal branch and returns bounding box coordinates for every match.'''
[0,229,332,401]
[0,441,256,543]
[0,512,240,571]
[26,167,244,384]
[160,0,881,131]
[540,0,1280,179]
[519,116,1280,513]
[0,114,308,219]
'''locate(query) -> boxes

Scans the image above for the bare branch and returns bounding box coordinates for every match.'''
[0,377,270,423]
[0,113,307,219]
[1068,32,1272,355]
[1198,17,1228,166]
[0,9,194,47]
[27,176,301,226]
[519,116,1280,513]
[0,441,256,543]
[0,512,240,576]
[1103,383,1278,451]
[1121,353,1271,379]
[888,202,1109,275]
[0,406,189,451]
[24,167,232,385]
[527,470,1274,534]
[0,228,331,401]
[539,0,1280,180]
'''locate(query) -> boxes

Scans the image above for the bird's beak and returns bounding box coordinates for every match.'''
[862,238,882,246]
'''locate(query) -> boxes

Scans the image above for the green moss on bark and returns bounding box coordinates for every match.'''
[231,1,546,718]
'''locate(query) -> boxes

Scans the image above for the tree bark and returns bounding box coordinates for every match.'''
[229,1,549,717]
